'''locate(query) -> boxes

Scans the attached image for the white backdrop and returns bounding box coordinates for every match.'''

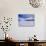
[0,0,46,40]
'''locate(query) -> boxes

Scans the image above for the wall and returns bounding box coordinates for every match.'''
[0,0,46,40]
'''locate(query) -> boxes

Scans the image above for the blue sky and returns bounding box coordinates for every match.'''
[18,14,34,19]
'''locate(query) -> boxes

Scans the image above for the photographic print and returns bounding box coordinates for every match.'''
[18,14,35,27]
